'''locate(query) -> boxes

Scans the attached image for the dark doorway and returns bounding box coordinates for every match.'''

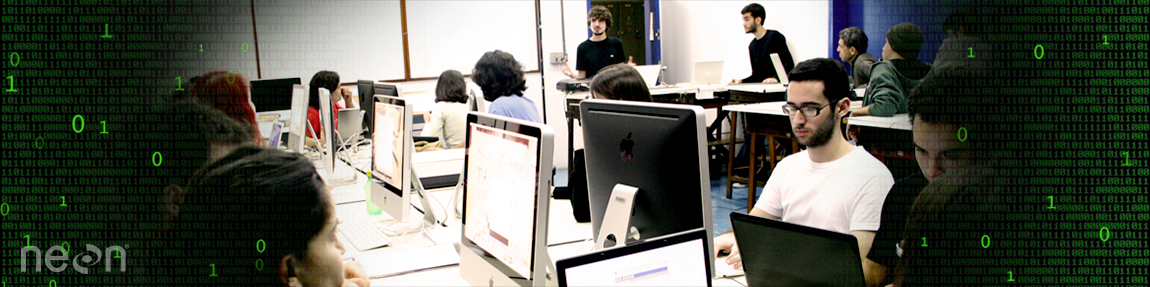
[592,0,647,65]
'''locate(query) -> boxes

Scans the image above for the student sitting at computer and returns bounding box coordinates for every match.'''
[714,59,894,277]
[589,64,653,102]
[187,71,266,146]
[157,146,370,286]
[473,50,541,123]
[307,70,359,140]
[851,23,931,117]
[421,70,470,149]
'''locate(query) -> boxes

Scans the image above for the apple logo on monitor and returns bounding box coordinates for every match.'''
[619,132,635,162]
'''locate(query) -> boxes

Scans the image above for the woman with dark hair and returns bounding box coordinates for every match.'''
[159,146,369,286]
[421,70,470,149]
[589,64,652,102]
[188,70,265,145]
[307,70,358,140]
[473,50,541,123]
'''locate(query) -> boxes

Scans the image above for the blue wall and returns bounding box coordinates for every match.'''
[831,0,973,68]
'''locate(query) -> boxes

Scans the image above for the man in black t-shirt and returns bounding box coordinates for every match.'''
[732,3,794,84]
[562,5,631,79]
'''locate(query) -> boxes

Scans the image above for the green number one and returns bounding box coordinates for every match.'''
[175,77,184,91]
[60,196,66,207]
[24,234,31,248]
[101,121,108,134]
[921,237,927,247]
[1007,271,1015,282]
[199,44,204,52]
[113,249,122,259]
[101,23,113,38]
[1103,35,1109,45]
[210,264,218,276]
[1047,195,1055,209]
[1123,151,1132,166]
[5,75,16,92]
[967,47,974,58]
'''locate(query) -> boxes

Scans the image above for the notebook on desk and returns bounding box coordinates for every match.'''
[730,212,864,287]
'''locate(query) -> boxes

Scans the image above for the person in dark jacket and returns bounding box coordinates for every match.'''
[837,27,878,89]
[852,23,931,117]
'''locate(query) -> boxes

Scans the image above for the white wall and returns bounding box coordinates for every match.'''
[660,1,830,84]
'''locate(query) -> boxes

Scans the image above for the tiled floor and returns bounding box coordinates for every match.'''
[555,170,761,237]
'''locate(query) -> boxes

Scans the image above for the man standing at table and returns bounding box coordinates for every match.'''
[733,3,794,84]
[561,5,632,79]
[715,59,893,280]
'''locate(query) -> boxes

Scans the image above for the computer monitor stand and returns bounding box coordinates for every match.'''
[593,183,642,251]
[382,142,442,235]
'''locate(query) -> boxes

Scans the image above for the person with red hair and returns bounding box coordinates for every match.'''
[188,71,265,146]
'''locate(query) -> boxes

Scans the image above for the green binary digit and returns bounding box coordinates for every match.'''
[199,44,204,52]
[175,77,184,91]
[210,264,218,276]
[8,51,18,67]
[61,241,69,254]
[1008,271,1015,282]
[1,202,9,216]
[101,121,108,134]
[1047,195,1055,209]
[152,152,163,167]
[59,196,66,207]
[24,234,30,248]
[72,115,85,133]
[1033,44,1044,59]
[48,280,57,287]
[1123,151,1132,166]
[5,75,16,92]
[921,237,927,247]
[967,47,974,58]
[981,235,991,248]
[1100,227,1110,242]
[101,23,113,38]
[1103,35,1109,45]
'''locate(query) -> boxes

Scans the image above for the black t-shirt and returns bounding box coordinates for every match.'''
[743,30,795,83]
[576,36,626,79]
[867,172,928,268]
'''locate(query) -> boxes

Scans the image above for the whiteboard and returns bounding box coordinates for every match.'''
[253,0,539,82]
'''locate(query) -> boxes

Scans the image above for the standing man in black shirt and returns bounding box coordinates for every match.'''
[562,5,632,79]
[733,3,794,84]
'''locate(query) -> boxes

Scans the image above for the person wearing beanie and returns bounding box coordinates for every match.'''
[851,22,931,117]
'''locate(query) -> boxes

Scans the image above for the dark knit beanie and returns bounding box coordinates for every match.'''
[886,22,924,60]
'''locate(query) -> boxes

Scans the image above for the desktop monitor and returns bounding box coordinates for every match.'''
[318,88,338,181]
[459,112,555,287]
[370,94,413,222]
[249,77,301,112]
[556,228,713,287]
[357,80,374,129]
[286,84,309,153]
[579,99,714,264]
[369,83,401,137]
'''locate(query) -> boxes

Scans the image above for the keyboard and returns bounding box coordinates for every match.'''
[339,219,393,251]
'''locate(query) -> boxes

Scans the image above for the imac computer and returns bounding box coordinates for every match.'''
[459,112,555,287]
[370,94,414,222]
[357,80,374,133]
[287,84,309,153]
[578,99,714,271]
[250,77,301,112]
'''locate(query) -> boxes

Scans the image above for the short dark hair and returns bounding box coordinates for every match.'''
[435,70,469,103]
[787,58,851,107]
[163,146,331,285]
[741,3,766,25]
[308,70,340,108]
[837,27,868,53]
[590,64,652,102]
[588,5,613,30]
[473,50,527,102]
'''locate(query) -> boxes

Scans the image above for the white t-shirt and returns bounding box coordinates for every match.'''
[754,146,894,234]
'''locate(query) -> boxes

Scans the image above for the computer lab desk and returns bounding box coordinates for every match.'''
[323,163,746,286]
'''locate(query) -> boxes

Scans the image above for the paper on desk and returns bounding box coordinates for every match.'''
[714,258,745,278]
[357,243,460,279]
[423,224,461,245]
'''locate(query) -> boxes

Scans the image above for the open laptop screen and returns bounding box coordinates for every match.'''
[557,228,712,287]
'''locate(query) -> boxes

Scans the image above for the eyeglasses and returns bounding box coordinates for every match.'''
[781,103,832,117]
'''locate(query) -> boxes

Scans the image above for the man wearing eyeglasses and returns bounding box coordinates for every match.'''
[715,58,894,279]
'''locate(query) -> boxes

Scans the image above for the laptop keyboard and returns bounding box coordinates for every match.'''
[339,219,393,251]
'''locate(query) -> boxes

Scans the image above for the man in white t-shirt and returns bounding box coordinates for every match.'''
[715,58,894,276]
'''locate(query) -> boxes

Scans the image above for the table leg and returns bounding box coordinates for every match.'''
[747,133,757,212]
[567,117,574,187]
[726,111,737,199]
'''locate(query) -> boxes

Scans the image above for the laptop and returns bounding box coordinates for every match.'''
[729,212,864,287]
[556,228,713,287]
[633,64,662,88]
[770,53,789,85]
[336,108,364,143]
[691,61,724,85]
